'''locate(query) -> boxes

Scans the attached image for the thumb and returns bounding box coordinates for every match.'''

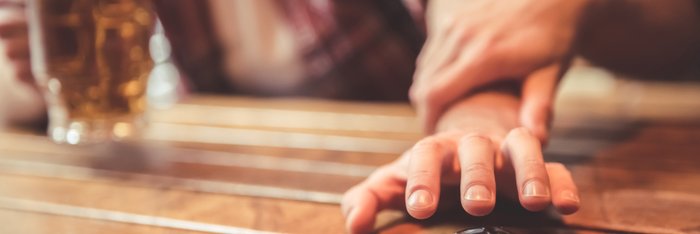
[342,184,379,234]
[341,166,406,234]
[520,63,566,145]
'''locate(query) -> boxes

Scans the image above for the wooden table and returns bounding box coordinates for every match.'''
[1,91,700,234]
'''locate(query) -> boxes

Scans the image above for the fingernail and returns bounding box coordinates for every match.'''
[560,190,580,202]
[408,189,433,209]
[523,180,549,197]
[464,185,491,201]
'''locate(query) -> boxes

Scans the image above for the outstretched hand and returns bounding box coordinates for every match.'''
[342,92,580,233]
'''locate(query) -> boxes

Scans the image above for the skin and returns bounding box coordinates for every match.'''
[344,0,700,233]
[0,2,31,83]
[410,0,595,140]
[0,1,699,232]
[0,2,44,126]
[342,91,580,234]
[411,0,700,137]
[342,1,594,231]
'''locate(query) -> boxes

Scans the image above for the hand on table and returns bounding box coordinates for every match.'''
[411,0,594,140]
[342,92,580,234]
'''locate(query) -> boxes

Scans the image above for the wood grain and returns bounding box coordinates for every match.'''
[0,94,699,233]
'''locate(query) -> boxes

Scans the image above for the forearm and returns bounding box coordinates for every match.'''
[579,0,700,78]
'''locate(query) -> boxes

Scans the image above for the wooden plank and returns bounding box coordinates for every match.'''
[0,159,345,204]
[178,96,416,116]
[0,173,345,233]
[369,164,700,234]
[151,104,422,137]
[564,166,700,234]
[0,140,376,195]
[2,94,700,233]
[0,132,401,167]
[0,209,203,234]
[145,122,415,154]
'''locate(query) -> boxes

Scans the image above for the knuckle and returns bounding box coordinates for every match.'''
[408,169,436,182]
[459,134,492,146]
[505,127,540,146]
[409,137,445,161]
[411,169,434,177]
[432,14,459,33]
[413,137,442,152]
[521,159,547,179]
[523,157,545,169]
[447,21,477,44]
[411,64,448,96]
[471,35,499,57]
[410,85,441,107]
[462,162,493,176]
[408,85,423,104]
[422,87,445,109]
[509,127,535,139]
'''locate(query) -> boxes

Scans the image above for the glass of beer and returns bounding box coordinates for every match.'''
[27,0,155,144]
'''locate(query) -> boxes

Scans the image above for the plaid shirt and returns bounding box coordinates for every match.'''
[155,0,425,101]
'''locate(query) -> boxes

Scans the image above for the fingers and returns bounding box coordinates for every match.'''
[502,127,551,211]
[343,130,579,234]
[341,165,406,234]
[546,163,580,215]
[519,63,564,143]
[458,134,496,216]
[405,136,448,219]
[342,135,452,232]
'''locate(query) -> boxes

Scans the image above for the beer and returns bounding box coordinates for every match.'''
[28,0,155,144]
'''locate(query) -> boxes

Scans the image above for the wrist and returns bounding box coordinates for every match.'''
[435,91,519,135]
